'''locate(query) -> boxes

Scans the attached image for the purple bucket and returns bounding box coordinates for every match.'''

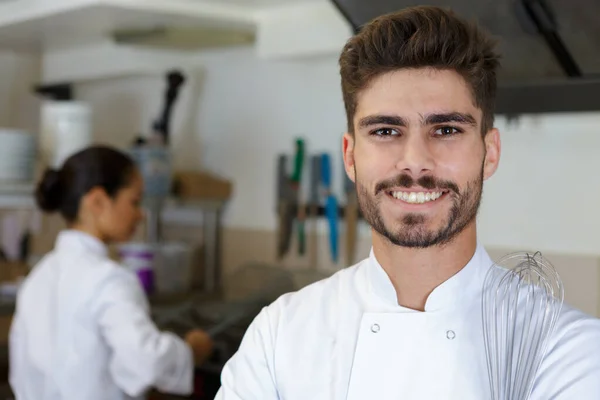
[135,268,154,294]
[118,243,157,295]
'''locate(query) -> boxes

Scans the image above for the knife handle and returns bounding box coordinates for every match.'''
[291,138,305,184]
[308,204,319,268]
[153,70,186,144]
[326,196,339,263]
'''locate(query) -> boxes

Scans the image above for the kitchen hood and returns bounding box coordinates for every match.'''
[331,0,600,116]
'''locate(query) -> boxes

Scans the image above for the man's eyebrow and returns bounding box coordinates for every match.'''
[358,115,407,129]
[422,112,477,126]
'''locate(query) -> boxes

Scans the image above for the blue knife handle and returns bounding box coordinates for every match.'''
[326,196,339,262]
[321,153,331,189]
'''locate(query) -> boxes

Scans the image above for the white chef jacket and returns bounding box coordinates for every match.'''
[9,230,194,400]
[215,244,600,399]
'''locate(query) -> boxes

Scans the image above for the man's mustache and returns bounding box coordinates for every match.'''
[375,174,460,196]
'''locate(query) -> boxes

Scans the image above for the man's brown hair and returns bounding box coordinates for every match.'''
[339,6,501,135]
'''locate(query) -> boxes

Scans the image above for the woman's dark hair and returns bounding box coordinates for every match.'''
[35,145,137,223]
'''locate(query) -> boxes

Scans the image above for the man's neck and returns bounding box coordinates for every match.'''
[372,224,478,311]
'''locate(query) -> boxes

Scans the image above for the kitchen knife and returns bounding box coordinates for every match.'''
[290,139,306,256]
[308,155,321,268]
[321,153,339,263]
[276,154,294,259]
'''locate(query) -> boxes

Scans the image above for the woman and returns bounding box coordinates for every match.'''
[9,145,213,400]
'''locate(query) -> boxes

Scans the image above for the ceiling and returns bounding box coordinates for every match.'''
[196,0,325,9]
[331,0,600,80]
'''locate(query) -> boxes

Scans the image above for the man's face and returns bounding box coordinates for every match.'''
[343,68,500,248]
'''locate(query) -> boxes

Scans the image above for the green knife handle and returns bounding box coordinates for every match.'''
[291,138,305,184]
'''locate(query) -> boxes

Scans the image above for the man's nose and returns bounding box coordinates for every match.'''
[395,134,435,177]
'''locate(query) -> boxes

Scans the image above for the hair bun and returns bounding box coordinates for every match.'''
[35,168,63,212]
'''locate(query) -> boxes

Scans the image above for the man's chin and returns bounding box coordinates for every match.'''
[383,215,438,232]
[383,206,442,223]
[378,222,447,247]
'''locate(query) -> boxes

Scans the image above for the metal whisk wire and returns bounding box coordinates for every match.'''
[482,251,564,400]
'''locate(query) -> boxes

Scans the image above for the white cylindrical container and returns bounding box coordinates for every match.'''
[40,101,92,169]
[154,242,193,294]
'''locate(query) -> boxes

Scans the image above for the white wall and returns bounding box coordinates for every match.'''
[68,46,349,226]
[74,68,205,171]
[192,48,348,228]
[185,48,600,257]
[0,51,40,133]
[480,113,600,256]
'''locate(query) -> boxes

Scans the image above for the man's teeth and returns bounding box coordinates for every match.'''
[391,191,443,204]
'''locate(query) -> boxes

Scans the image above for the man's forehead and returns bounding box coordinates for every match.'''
[353,68,482,124]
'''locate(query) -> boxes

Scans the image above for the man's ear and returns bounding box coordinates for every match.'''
[483,128,501,180]
[343,132,356,183]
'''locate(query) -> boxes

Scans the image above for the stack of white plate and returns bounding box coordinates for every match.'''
[0,129,36,182]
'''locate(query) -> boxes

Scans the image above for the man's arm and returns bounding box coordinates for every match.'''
[215,307,280,399]
[530,316,600,399]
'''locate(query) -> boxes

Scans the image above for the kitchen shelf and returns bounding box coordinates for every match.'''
[0,182,34,209]
[0,0,257,51]
[0,181,220,227]
[0,181,226,294]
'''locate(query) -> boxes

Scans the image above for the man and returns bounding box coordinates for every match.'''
[215,6,600,399]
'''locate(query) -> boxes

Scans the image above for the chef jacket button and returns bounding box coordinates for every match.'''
[371,323,380,333]
[446,330,456,340]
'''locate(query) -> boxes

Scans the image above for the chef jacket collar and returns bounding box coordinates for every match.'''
[367,243,493,312]
[55,229,109,258]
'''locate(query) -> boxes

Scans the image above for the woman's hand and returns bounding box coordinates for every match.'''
[184,329,214,365]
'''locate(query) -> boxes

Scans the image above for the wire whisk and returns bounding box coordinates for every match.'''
[482,251,564,400]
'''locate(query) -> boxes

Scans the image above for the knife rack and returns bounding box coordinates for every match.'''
[275,203,363,219]
[276,149,364,265]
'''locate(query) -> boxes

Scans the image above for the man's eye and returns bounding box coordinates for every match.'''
[371,128,399,137]
[435,126,461,136]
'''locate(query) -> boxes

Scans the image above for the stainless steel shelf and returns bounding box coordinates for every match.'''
[0,182,34,209]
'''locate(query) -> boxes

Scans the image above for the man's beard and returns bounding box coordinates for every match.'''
[355,166,484,248]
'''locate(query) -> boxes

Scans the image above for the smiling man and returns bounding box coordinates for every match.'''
[215,6,600,399]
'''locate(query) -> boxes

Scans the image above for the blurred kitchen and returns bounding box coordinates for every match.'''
[0,0,598,398]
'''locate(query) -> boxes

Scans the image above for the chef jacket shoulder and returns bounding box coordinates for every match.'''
[531,303,600,398]
[266,243,492,322]
[552,303,600,361]
[69,254,150,319]
[536,284,600,363]
[216,260,369,399]
[17,230,147,317]
[556,301,600,336]
[267,259,367,323]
